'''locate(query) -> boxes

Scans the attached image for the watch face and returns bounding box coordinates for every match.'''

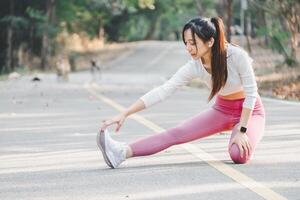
[240,126,247,133]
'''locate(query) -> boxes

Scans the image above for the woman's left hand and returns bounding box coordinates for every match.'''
[229,131,252,158]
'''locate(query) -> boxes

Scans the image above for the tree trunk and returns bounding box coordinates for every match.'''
[216,0,226,20]
[226,0,232,42]
[245,11,252,53]
[250,14,256,38]
[174,31,180,40]
[6,25,13,73]
[41,0,56,70]
[287,5,299,64]
[194,0,204,16]
[144,17,157,40]
[287,18,299,64]
[41,35,48,70]
[260,9,269,46]
[5,0,14,73]
[98,17,105,40]
[277,0,299,64]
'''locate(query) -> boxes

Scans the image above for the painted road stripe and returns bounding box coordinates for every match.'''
[86,84,287,200]
[0,124,92,132]
[262,97,300,106]
[0,112,77,118]
[146,44,174,67]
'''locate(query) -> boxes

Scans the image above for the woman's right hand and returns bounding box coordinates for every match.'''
[100,113,127,133]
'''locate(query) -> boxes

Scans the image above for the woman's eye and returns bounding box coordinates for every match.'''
[185,41,195,46]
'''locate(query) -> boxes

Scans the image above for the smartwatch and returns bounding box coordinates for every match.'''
[240,126,247,133]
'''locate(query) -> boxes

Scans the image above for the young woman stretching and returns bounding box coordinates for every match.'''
[97,16,265,169]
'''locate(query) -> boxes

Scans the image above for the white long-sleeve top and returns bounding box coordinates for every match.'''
[140,44,258,110]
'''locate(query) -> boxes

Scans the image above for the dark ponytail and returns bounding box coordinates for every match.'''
[209,17,227,101]
[182,17,228,101]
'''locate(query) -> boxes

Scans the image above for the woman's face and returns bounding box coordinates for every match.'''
[184,28,211,60]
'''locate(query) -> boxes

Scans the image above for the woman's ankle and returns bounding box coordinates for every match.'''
[126,146,133,158]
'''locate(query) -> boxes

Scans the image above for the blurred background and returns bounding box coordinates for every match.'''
[0,0,299,100]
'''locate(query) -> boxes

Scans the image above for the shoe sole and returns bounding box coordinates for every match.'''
[96,131,114,169]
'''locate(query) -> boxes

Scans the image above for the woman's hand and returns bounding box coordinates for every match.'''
[229,131,252,158]
[101,113,127,133]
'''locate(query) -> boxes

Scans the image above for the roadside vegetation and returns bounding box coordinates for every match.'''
[0,0,299,100]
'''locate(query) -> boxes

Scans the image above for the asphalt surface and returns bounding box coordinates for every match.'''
[0,41,300,200]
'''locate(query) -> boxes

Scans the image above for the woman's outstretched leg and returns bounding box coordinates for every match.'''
[129,108,232,157]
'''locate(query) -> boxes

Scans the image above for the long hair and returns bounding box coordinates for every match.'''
[182,17,227,101]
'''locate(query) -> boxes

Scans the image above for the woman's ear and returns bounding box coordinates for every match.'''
[208,37,215,47]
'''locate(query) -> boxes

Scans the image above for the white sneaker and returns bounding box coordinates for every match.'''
[97,129,127,169]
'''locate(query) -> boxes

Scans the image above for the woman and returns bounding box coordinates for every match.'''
[97,16,265,169]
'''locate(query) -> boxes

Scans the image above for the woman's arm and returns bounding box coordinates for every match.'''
[235,48,257,120]
[231,107,252,158]
[140,59,199,108]
[230,48,258,157]
[123,99,146,117]
[101,60,199,131]
[101,100,145,132]
[239,107,252,130]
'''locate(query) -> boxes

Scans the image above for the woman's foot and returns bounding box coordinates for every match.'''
[97,129,127,168]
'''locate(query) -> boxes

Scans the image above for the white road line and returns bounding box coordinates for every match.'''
[146,45,174,67]
[100,183,249,200]
[262,97,300,106]
[105,46,137,68]
[0,124,92,132]
[86,84,288,200]
[0,112,77,118]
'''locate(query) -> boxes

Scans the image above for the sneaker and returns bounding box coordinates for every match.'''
[96,129,127,169]
[97,130,113,168]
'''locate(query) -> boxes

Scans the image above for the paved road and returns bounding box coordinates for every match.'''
[0,41,300,200]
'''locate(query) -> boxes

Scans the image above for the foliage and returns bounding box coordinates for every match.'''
[257,22,289,55]
[0,16,29,29]
[250,0,300,66]
[0,0,299,73]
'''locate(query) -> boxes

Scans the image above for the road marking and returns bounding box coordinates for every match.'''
[262,97,300,106]
[0,112,76,119]
[99,183,251,200]
[105,45,137,68]
[146,44,174,67]
[86,84,288,200]
[0,124,92,132]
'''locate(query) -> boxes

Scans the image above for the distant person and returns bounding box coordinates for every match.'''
[90,59,102,81]
[55,55,70,82]
[97,16,265,168]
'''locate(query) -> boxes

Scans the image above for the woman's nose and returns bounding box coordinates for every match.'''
[186,44,192,52]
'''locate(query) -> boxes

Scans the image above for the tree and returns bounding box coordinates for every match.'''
[277,0,300,65]
[226,0,233,42]
[41,0,56,70]
[250,0,300,66]
[6,0,14,73]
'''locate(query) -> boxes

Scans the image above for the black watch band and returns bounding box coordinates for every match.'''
[240,126,247,133]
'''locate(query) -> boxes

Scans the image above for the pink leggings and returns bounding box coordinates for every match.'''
[129,96,265,164]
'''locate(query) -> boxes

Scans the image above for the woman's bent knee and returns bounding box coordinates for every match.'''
[229,144,248,164]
